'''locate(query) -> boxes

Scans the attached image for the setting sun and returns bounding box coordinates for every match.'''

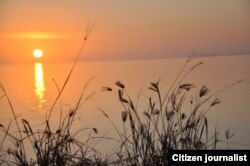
[33,49,43,58]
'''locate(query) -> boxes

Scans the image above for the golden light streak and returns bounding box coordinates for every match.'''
[34,63,46,107]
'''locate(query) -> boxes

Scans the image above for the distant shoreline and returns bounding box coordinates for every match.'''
[0,53,250,65]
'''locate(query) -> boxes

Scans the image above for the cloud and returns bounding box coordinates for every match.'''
[0,31,80,39]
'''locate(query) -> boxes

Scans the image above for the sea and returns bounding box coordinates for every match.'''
[0,55,250,157]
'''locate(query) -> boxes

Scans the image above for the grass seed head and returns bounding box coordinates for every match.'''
[122,111,128,122]
[199,85,210,97]
[115,81,125,89]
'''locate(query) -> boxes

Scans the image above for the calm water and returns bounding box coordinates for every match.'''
[1,55,250,155]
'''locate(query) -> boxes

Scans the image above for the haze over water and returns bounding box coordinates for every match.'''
[0,55,250,152]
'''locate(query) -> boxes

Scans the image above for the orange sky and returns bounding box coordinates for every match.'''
[0,0,250,63]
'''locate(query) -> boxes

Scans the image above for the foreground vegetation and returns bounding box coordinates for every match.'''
[99,58,238,165]
[0,28,241,165]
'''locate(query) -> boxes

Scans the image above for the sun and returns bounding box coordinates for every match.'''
[33,49,43,58]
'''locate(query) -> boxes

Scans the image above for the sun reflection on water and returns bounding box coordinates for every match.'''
[34,63,46,107]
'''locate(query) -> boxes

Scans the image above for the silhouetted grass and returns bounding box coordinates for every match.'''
[0,27,246,165]
[0,82,106,165]
[100,57,243,165]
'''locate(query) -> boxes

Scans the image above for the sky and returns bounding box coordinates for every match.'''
[0,0,250,63]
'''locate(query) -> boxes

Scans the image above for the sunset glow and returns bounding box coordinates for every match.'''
[33,49,43,59]
[0,1,249,63]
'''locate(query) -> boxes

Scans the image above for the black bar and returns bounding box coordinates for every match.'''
[168,150,250,166]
